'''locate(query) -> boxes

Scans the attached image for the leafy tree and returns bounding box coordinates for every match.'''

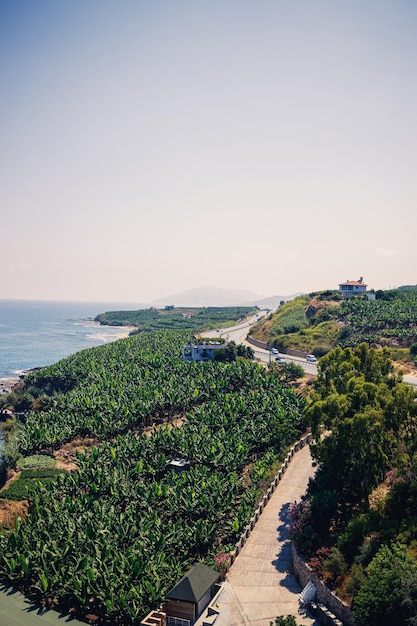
[270,617,297,626]
[213,342,254,362]
[353,542,417,626]
[14,392,35,412]
[306,344,408,508]
[313,344,394,398]
[322,547,347,585]
[344,563,366,597]
[269,361,305,384]
[309,406,389,507]
[354,534,381,567]
[336,512,380,564]
[0,392,17,411]
[0,459,6,489]
[213,344,236,362]
[385,383,417,482]
[237,344,254,360]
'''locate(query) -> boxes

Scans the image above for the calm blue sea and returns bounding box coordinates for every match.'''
[0,299,143,381]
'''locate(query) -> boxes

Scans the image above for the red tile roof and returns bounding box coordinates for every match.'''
[339,280,367,287]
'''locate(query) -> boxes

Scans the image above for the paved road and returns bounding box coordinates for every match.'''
[203,319,318,376]
[206,444,320,626]
[204,318,417,386]
[404,374,417,388]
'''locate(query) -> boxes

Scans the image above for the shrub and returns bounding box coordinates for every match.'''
[20,468,65,480]
[310,489,338,534]
[354,534,381,566]
[337,513,372,562]
[344,563,366,598]
[353,542,417,626]
[214,550,231,575]
[312,346,329,358]
[0,468,66,501]
[2,422,23,466]
[14,392,35,412]
[322,547,347,585]
[16,455,56,470]
[1,478,39,501]
[289,498,322,556]
[270,617,297,626]
[0,459,6,489]
[0,392,17,411]
[307,546,331,578]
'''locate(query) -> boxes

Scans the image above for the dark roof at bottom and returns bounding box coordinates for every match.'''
[166,563,220,604]
[0,582,86,626]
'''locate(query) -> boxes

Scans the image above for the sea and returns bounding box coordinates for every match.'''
[0,299,144,455]
[0,299,143,383]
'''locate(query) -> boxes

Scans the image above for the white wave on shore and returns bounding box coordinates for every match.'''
[0,377,21,394]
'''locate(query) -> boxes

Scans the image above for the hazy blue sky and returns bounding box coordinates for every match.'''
[1,0,416,303]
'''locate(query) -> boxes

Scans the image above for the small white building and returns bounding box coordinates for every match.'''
[339,277,367,297]
[182,342,225,362]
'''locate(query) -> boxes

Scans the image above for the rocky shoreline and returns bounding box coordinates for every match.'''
[0,377,21,395]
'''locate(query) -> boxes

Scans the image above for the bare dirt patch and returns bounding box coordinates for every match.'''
[52,437,100,470]
[0,499,28,528]
[0,438,99,526]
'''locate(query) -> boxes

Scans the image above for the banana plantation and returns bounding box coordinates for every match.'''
[0,331,305,624]
[338,291,417,347]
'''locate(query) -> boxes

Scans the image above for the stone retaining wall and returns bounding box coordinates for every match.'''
[229,433,312,565]
[246,336,268,351]
[292,545,354,626]
[228,432,355,626]
[246,336,308,358]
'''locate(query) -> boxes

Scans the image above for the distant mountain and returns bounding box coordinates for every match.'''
[151,285,263,307]
[248,293,303,310]
[151,285,300,308]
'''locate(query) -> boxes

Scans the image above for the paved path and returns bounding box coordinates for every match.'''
[209,444,320,626]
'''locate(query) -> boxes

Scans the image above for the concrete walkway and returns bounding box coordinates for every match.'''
[210,444,320,626]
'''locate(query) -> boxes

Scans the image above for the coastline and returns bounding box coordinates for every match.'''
[0,377,22,395]
[0,325,136,395]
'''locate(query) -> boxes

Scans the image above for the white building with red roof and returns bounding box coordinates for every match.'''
[339,277,368,297]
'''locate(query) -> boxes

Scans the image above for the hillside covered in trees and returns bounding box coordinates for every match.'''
[292,343,417,625]
[249,286,417,364]
[94,305,258,333]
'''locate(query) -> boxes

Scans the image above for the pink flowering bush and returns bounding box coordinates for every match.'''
[214,550,231,575]
[289,499,311,539]
[289,498,321,556]
[307,546,331,577]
